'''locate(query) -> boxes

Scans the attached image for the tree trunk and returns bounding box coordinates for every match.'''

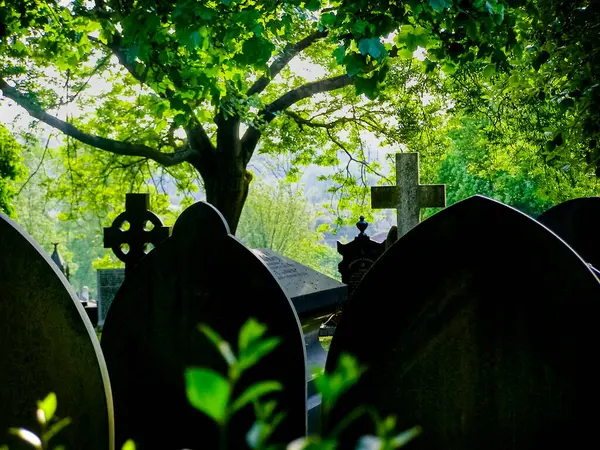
[190,112,254,235]
[202,162,252,235]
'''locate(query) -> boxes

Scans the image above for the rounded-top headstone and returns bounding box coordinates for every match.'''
[0,213,113,449]
[101,202,306,450]
[325,195,600,450]
[538,197,600,269]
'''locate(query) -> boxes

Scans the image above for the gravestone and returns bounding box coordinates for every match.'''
[0,213,113,450]
[251,248,347,433]
[101,202,306,450]
[103,193,171,273]
[372,152,445,239]
[325,196,600,450]
[538,197,600,270]
[96,268,126,326]
[50,242,69,280]
[337,216,386,298]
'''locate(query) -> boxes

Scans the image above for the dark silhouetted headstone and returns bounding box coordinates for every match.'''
[372,153,445,239]
[101,202,306,450]
[337,216,385,298]
[103,193,171,272]
[96,268,126,326]
[251,248,347,433]
[325,196,600,450]
[538,197,600,270]
[0,213,113,450]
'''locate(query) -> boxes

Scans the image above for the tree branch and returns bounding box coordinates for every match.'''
[0,78,194,167]
[266,74,352,114]
[247,30,328,96]
[240,74,353,164]
[88,34,149,86]
[284,110,349,129]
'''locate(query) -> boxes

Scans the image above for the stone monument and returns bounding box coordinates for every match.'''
[101,202,306,449]
[372,152,446,239]
[325,196,600,450]
[0,212,114,450]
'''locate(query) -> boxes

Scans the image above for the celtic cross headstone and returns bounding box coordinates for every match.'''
[103,193,171,272]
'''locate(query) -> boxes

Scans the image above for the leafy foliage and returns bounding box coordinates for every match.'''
[5,392,71,450]
[186,318,421,449]
[0,124,24,216]
[0,0,540,230]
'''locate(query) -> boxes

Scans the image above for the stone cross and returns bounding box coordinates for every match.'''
[371,153,446,239]
[104,193,171,272]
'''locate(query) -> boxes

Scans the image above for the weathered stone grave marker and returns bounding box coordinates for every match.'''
[97,268,126,326]
[372,152,445,239]
[101,202,306,450]
[538,197,600,270]
[251,248,347,432]
[325,195,600,450]
[103,193,170,272]
[0,213,114,450]
[337,216,386,298]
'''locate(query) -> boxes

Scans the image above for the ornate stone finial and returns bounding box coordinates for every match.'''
[356,216,369,237]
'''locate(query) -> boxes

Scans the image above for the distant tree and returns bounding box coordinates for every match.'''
[237,180,340,279]
[0,124,24,216]
[434,118,598,217]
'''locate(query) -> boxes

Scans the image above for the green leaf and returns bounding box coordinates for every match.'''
[344,53,366,77]
[429,0,452,12]
[358,38,385,59]
[397,47,414,59]
[238,318,267,352]
[240,37,275,66]
[44,417,72,443]
[198,324,237,366]
[231,381,283,412]
[305,0,321,11]
[333,46,346,64]
[396,25,429,52]
[185,368,231,424]
[355,75,380,100]
[441,61,457,75]
[315,353,365,411]
[321,12,336,27]
[238,336,281,371]
[37,392,57,423]
[352,20,369,36]
[121,440,136,450]
[483,63,496,78]
[391,426,423,448]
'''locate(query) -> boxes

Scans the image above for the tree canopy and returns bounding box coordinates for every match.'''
[0,0,535,232]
